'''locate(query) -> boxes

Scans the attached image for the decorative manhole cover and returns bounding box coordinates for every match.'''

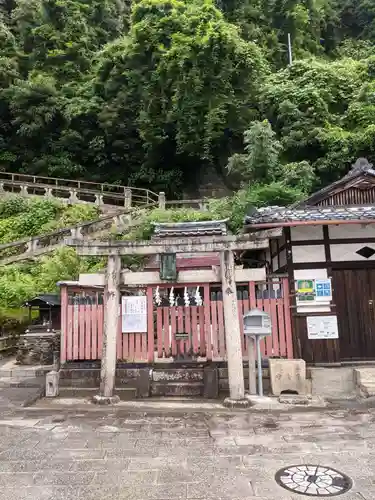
[275,465,352,496]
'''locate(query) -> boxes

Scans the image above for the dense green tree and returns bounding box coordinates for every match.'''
[0,0,374,195]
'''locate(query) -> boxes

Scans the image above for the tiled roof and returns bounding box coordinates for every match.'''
[245,205,375,226]
[299,158,375,206]
[153,220,228,238]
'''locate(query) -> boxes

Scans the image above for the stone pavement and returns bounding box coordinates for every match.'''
[0,404,373,500]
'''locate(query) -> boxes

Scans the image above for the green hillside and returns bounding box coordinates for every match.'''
[1,0,375,317]
[0,0,374,199]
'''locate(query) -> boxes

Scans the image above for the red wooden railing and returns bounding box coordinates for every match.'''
[60,278,293,363]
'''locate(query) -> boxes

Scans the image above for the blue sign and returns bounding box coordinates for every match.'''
[315,279,332,300]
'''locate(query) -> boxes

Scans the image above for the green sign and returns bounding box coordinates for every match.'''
[296,279,315,301]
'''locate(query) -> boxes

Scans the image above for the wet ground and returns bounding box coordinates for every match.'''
[0,397,373,500]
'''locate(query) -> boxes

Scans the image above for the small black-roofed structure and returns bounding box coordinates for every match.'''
[17,293,61,365]
[23,294,61,332]
[24,294,61,308]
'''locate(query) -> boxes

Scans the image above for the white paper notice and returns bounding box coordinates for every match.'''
[306,315,339,340]
[122,296,147,333]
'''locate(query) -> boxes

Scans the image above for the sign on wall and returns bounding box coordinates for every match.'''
[122,296,147,333]
[315,279,332,301]
[296,279,315,301]
[296,278,332,304]
[306,315,338,340]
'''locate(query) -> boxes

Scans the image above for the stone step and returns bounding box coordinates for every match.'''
[0,367,52,378]
[354,368,375,398]
[0,376,45,388]
[151,381,202,397]
[59,377,141,388]
[152,368,203,382]
[58,387,137,400]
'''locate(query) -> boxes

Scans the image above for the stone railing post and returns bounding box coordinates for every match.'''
[26,238,39,254]
[69,189,79,203]
[70,226,84,240]
[158,192,166,210]
[44,187,53,198]
[95,194,103,206]
[124,188,132,209]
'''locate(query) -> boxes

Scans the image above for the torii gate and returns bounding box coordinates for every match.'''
[68,228,280,407]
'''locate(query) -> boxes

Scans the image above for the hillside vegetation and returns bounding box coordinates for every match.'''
[0,0,374,199]
[0,0,374,314]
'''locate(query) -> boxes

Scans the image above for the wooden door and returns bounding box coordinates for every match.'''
[332,269,375,360]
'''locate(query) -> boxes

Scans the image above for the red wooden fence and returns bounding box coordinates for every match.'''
[60,278,293,363]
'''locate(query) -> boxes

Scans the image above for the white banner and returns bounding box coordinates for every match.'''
[121,296,147,333]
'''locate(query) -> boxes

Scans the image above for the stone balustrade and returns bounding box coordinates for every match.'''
[0,211,133,265]
[0,171,162,208]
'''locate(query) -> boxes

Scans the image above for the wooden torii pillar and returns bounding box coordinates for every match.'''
[68,230,279,406]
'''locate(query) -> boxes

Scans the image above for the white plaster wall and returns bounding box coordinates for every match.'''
[291,226,323,241]
[292,245,325,263]
[330,243,375,262]
[294,269,328,281]
[329,223,375,239]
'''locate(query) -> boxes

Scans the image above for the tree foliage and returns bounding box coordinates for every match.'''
[0,0,374,195]
[1,0,375,312]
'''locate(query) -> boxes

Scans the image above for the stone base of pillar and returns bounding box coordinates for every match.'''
[91,395,120,405]
[222,397,251,409]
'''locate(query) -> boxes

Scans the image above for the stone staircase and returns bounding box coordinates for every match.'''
[57,365,217,400]
[151,367,205,397]
[59,367,145,400]
[0,172,163,265]
[0,172,208,265]
[0,209,135,265]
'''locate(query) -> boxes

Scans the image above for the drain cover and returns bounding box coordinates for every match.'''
[275,465,352,496]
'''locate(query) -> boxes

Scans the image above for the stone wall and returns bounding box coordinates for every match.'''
[218,366,271,395]
[16,332,60,366]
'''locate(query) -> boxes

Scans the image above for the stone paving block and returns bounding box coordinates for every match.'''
[0,472,35,486]
[157,466,196,484]
[93,470,157,486]
[105,447,160,459]
[186,455,243,470]
[70,458,130,472]
[80,483,187,500]
[128,456,185,471]
[53,449,106,460]
[34,471,96,486]
[0,487,54,500]
[187,477,254,499]
[0,448,50,461]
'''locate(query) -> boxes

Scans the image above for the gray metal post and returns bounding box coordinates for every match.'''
[248,337,256,395]
[256,336,263,397]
